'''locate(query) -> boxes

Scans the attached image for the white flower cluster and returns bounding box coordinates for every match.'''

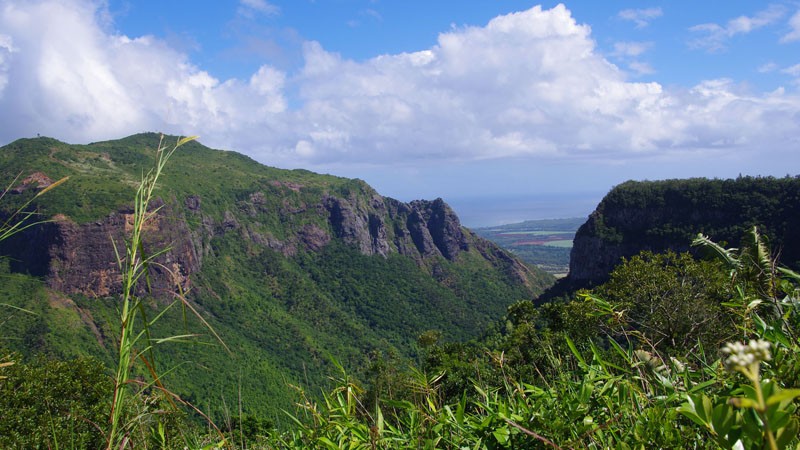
[722,340,771,371]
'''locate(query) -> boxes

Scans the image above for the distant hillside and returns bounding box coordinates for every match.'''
[566,176,800,289]
[0,133,554,421]
[472,218,583,276]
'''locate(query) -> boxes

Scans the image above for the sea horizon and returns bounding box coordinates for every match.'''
[446,192,603,228]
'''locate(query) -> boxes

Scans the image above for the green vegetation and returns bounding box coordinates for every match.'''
[0,356,112,449]
[593,250,735,352]
[2,135,799,447]
[258,228,799,449]
[589,176,800,270]
[0,134,550,441]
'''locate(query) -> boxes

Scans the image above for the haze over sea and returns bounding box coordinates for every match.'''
[449,192,603,228]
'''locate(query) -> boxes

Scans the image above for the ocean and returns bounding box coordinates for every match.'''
[446,192,603,228]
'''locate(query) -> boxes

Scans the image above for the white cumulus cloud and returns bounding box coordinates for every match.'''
[0,0,288,147]
[0,0,798,184]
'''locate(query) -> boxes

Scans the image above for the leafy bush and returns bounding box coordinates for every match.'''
[0,356,111,449]
[260,228,799,449]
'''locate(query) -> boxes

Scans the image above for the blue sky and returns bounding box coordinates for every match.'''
[1,1,799,225]
[104,1,800,93]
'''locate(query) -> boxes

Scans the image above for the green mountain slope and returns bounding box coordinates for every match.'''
[0,133,554,421]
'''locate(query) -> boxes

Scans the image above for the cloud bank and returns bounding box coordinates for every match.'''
[0,0,799,178]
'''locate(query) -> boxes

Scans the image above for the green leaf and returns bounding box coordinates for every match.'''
[607,337,630,363]
[740,384,758,402]
[699,394,713,423]
[456,390,466,425]
[689,379,719,393]
[426,395,437,413]
[316,436,339,450]
[777,266,800,282]
[729,397,759,409]
[678,395,712,429]
[492,425,510,444]
[775,418,799,450]
[769,409,791,430]
[767,389,800,406]
[565,335,585,365]
[382,399,415,410]
[711,403,735,436]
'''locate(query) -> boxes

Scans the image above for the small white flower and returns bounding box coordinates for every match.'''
[722,340,771,373]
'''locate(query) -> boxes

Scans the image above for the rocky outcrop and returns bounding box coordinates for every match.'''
[402,198,468,260]
[2,202,202,298]
[323,193,470,262]
[324,194,390,256]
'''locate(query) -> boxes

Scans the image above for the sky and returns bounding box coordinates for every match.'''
[1,1,799,226]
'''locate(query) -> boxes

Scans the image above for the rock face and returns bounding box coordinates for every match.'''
[324,194,390,257]
[6,202,202,298]
[3,186,499,297]
[322,194,469,261]
[567,177,800,287]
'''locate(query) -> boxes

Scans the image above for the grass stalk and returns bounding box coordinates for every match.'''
[106,135,199,449]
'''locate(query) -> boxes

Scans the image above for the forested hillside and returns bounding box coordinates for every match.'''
[0,134,552,423]
[2,140,798,449]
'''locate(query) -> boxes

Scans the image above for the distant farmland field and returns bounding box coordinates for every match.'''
[472,218,583,276]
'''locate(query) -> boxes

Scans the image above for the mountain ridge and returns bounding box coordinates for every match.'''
[0,132,553,419]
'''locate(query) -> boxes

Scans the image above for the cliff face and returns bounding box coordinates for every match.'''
[4,190,503,298]
[567,177,800,286]
[3,202,197,298]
